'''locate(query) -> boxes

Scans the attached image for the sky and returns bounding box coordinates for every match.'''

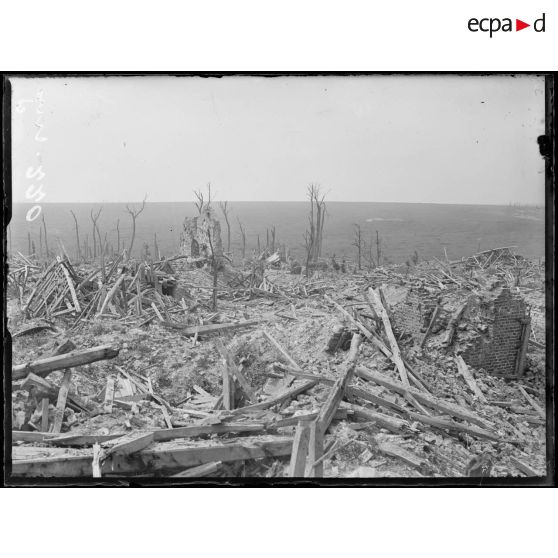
[10,74,546,205]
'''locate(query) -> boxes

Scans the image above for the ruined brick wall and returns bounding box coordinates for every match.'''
[390,287,439,340]
[462,287,527,376]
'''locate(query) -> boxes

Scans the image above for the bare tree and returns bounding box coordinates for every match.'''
[116,218,121,253]
[237,217,246,259]
[270,226,276,253]
[91,207,106,282]
[194,189,205,215]
[352,224,363,271]
[306,184,326,263]
[376,230,382,267]
[125,195,147,258]
[70,210,82,261]
[154,233,160,260]
[41,213,49,259]
[27,232,32,255]
[303,225,314,279]
[39,226,43,258]
[219,201,231,254]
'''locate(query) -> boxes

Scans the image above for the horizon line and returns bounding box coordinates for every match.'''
[10,200,544,207]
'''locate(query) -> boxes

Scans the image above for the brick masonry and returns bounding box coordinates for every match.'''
[462,287,527,376]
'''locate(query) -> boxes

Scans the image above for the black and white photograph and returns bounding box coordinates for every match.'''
[3,73,553,484]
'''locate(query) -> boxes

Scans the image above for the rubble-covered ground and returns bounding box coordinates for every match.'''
[7,249,548,480]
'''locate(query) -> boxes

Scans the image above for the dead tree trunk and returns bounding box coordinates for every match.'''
[353,224,363,271]
[219,201,231,254]
[116,218,120,254]
[237,218,246,259]
[70,210,82,262]
[376,230,382,266]
[91,207,106,282]
[125,195,147,259]
[41,214,49,259]
[27,232,32,256]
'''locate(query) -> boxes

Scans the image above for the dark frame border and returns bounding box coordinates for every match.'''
[2,71,555,487]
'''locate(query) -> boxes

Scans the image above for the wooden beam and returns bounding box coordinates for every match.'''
[289,421,311,477]
[315,334,361,435]
[366,288,409,386]
[171,461,222,477]
[104,376,115,413]
[442,302,467,347]
[153,422,267,442]
[340,402,409,434]
[164,319,260,336]
[215,338,256,403]
[13,344,120,380]
[46,433,125,446]
[104,432,154,457]
[40,398,50,432]
[376,440,427,470]
[509,456,543,477]
[455,356,487,402]
[52,369,72,433]
[518,385,545,419]
[515,319,531,377]
[305,421,324,477]
[355,366,494,430]
[230,380,317,416]
[420,305,440,348]
[12,436,294,477]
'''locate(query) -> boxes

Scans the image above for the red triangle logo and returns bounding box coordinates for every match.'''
[516,19,530,31]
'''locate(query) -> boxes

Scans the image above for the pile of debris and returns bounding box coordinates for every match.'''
[9,246,547,479]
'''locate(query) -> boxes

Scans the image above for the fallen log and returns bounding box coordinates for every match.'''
[509,456,543,477]
[13,345,120,381]
[517,386,545,419]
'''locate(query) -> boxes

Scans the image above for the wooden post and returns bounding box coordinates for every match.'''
[306,421,324,477]
[40,397,50,432]
[289,421,311,477]
[52,369,72,433]
[515,318,531,377]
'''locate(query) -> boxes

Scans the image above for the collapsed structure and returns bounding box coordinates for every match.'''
[8,239,547,480]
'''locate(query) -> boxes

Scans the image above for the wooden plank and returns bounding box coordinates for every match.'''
[11,431,59,443]
[289,421,311,477]
[442,302,467,347]
[315,334,361,435]
[420,305,440,348]
[12,436,294,477]
[406,411,502,442]
[305,421,324,477]
[366,288,409,386]
[97,273,126,316]
[262,329,302,372]
[92,443,103,478]
[13,344,120,380]
[376,440,427,469]
[165,319,260,336]
[215,339,256,403]
[515,319,531,376]
[518,385,545,419]
[355,366,494,430]
[455,356,487,402]
[230,380,318,416]
[60,259,81,312]
[509,456,543,477]
[104,432,154,457]
[171,461,222,477]
[341,402,409,434]
[46,433,125,446]
[52,369,73,433]
[41,397,50,432]
[153,422,267,442]
[104,376,115,413]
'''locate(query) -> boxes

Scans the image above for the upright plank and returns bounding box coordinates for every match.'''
[455,356,487,402]
[289,421,311,477]
[52,369,73,433]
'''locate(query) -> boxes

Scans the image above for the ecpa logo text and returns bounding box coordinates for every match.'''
[468,13,545,37]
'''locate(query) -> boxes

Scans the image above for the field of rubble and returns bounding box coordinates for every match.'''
[7,246,547,481]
